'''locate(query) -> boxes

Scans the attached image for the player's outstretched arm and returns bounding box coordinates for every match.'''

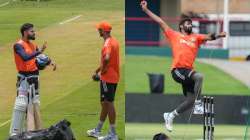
[204,32,226,41]
[140,0,169,31]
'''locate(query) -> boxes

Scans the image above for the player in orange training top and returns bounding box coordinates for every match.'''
[140,0,226,132]
[87,21,120,140]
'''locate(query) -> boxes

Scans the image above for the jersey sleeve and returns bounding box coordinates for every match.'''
[14,43,41,61]
[164,28,177,38]
[163,28,177,48]
[196,34,207,46]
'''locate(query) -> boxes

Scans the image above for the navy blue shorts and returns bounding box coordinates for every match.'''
[171,68,196,96]
[100,80,117,102]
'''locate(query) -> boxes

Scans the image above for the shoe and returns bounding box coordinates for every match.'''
[193,100,204,114]
[163,112,174,132]
[87,128,101,138]
[98,133,118,140]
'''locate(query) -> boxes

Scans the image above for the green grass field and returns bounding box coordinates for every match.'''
[0,0,123,45]
[126,123,249,140]
[125,55,250,95]
[0,0,124,139]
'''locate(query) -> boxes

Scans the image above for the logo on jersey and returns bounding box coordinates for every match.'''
[190,37,196,42]
[180,39,195,48]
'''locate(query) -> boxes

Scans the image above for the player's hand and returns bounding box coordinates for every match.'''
[140,0,148,11]
[40,41,47,53]
[92,73,100,81]
[219,32,226,38]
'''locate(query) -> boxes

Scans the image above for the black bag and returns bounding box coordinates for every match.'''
[8,119,76,140]
[147,73,164,94]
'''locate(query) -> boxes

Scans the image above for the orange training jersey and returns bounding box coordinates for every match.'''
[14,39,38,72]
[164,28,206,69]
[100,37,120,84]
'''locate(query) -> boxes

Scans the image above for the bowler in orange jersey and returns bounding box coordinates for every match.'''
[140,0,226,132]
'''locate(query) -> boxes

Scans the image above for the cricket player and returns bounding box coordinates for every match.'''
[9,23,56,136]
[87,21,120,140]
[140,1,226,132]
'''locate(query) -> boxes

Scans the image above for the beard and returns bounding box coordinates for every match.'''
[184,26,192,34]
[28,34,35,40]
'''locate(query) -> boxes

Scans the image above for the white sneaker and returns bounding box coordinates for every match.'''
[193,100,204,114]
[98,133,118,140]
[87,128,101,138]
[163,112,174,132]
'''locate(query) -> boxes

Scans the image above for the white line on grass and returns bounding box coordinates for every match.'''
[0,120,10,128]
[59,15,82,25]
[0,1,9,7]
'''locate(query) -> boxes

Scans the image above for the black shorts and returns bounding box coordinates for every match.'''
[171,68,196,96]
[100,80,117,102]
